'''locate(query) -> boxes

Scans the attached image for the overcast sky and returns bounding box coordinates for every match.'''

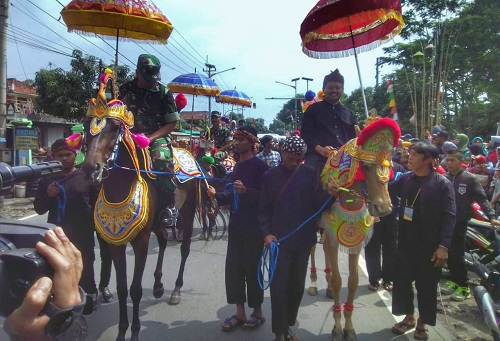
[7,0,395,126]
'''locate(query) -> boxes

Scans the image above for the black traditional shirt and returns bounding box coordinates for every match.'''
[301,100,358,165]
[119,79,177,135]
[215,156,268,238]
[258,164,333,249]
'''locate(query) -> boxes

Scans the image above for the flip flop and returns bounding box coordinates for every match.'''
[383,281,393,291]
[221,315,245,332]
[414,327,429,340]
[242,313,265,330]
[391,321,416,335]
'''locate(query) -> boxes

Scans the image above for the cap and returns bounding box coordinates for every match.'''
[436,130,449,139]
[137,54,161,82]
[210,111,221,118]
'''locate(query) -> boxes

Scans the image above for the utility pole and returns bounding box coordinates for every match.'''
[375,58,381,88]
[301,77,313,91]
[203,61,236,117]
[203,63,216,116]
[0,0,8,139]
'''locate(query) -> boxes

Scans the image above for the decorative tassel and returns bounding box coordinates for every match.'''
[65,132,83,151]
[174,93,188,111]
[131,133,150,149]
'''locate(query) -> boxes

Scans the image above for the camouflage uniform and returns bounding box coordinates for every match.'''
[119,59,178,194]
[205,127,233,176]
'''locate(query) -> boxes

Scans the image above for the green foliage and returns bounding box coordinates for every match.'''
[269,119,285,135]
[33,50,134,120]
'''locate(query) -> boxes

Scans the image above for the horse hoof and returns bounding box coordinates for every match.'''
[153,284,164,299]
[343,328,357,341]
[331,328,343,341]
[308,286,318,296]
[130,333,139,341]
[168,293,181,305]
[198,232,206,240]
[207,232,214,240]
[326,288,334,299]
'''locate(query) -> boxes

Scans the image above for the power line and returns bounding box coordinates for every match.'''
[172,28,206,61]
[9,18,28,80]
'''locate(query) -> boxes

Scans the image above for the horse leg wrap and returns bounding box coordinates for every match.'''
[324,267,332,273]
[310,267,317,273]
[333,304,342,313]
[343,302,354,311]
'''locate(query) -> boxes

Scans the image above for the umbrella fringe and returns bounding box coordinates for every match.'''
[302,34,395,59]
[67,29,167,44]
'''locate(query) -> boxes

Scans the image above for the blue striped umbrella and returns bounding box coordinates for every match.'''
[168,73,220,96]
[215,89,252,107]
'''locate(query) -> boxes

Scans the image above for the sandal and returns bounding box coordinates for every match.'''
[368,283,379,291]
[286,327,300,340]
[242,313,265,330]
[414,327,429,340]
[391,320,416,335]
[221,315,245,332]
[382,281,393,291]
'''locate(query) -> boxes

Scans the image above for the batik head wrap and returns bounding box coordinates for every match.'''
[282,136,307,156]
[233,126,259,145]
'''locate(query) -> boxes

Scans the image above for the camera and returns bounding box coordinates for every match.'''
[0,161,62,317]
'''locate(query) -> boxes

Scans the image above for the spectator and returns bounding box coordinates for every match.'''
[433,130,449,157]
[491,167,500,218]
[365,161,406,292]
[207,126,269,332]
[390,142,456,341]
[238,119,246,128]
[256,135,281,168]
[441,150,499,301]
[34,138,101,315]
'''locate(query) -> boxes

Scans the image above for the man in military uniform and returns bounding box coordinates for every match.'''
[204,111,233,176]
[119,54,178,225]
[207,111,233,152]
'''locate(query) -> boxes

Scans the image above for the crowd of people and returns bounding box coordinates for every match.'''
[4,55,500,341]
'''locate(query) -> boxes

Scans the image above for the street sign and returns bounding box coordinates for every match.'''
[14,127,39,150]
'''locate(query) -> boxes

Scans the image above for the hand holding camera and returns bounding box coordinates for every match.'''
[3,227,84,340]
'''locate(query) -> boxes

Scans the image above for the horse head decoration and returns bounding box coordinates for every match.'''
[80,69,205,340]
[318,115,401,341]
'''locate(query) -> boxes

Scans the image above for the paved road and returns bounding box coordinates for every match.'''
[0,212,453,340]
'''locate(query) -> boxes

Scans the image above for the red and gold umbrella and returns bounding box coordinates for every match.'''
[300,0,404,117]
[61,0,173,67]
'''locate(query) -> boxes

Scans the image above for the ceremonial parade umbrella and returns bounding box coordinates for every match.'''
[168,73,221,97]
[168,73,221,139]
[300,0,404,118]
[215,89,252,108]
[61,0,173,69]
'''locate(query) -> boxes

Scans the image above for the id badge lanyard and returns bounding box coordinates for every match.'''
[403,188,421,222]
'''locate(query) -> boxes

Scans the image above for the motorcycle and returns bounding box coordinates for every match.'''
[473,257,500,341]
[464,203,500,270]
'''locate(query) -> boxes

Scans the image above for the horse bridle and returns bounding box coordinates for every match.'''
[82,116,125,178]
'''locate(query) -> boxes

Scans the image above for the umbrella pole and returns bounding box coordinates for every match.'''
[348,20,369,118]
[353,50,369,118]
[114,29,119,75]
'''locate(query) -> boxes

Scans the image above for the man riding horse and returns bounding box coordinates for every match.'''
[119,54,179,227]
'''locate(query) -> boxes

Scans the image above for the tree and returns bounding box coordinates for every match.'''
[269,119,285,135]
[34,49,134,120]
[246,117,271,134]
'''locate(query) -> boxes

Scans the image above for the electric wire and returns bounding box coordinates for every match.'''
[10,18,28,80]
